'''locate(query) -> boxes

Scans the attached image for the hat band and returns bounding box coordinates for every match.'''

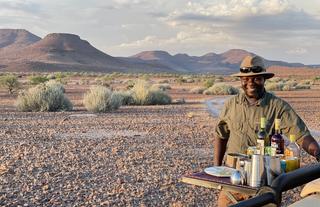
[240,66,264,73]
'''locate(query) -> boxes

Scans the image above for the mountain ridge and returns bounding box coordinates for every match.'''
[0,29,318,74]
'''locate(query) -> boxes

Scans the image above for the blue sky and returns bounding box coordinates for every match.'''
[0,0,320,64]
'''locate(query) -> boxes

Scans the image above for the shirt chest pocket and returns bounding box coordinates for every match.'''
[227,116,257,153]
[228,116,244,132]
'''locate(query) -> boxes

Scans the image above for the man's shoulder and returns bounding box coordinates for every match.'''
[265,91,290,107]
[225,93,242,105]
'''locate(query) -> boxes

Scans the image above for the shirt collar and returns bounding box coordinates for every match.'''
[238,90,267,107]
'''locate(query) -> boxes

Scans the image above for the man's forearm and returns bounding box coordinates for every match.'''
[214,137,228,166]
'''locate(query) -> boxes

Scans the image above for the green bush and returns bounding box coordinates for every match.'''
[28,75,49,85]
[46,80,65,93]
[148,90,171,105]
[0,74,20,94]
[114,90,134,105]
[204,78,215,88]
[16,83,72,112]
[83,86,122,112]
[203,83,239,95]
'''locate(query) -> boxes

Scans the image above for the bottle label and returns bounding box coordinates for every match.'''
[271,142,278,148]
[285,149,294,157]
[257,139,265,155]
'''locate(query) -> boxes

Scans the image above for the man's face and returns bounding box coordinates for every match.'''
[240,75,265,99]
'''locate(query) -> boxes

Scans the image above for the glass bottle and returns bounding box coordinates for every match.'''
[257,117,267,155]
[284,134,300,172]
[271,118,284,155]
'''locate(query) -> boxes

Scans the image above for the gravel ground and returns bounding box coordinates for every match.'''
[0,103,220,206]
[0,90,319,206]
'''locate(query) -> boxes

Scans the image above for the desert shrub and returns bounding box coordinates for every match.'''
[114,90,134,105]
[285,80,298,88]
[295,83,311,90]
[271,77,283,82]
[46,73,56,80]
[83,86,121,112]
[0,74,20,94]
[203,78,215,88]
[185,78,195,83]
[46,80,65,93]
[313,76,320,81]
[158,79,169,84]
[147,90,172,105]
[131,80,172,105]
[54,72,68,84]
[265,82,284,91]
[299,79,313,85]
[29,75,49,85]
[190,87,206,94]
[16,83,72,112]
[282,85,293,91]
[131,80,150,105]
[214,76,224,83]
[151,83,171,91]
[142,74,150,80]
[231,77,240,82]
[203,83,239,95]
[266,79,311,91]
[125,80,135,89]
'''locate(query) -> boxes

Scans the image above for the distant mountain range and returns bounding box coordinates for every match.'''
[0,29,318,74]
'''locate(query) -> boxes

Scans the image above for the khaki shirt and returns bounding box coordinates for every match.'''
[215,91,311,155]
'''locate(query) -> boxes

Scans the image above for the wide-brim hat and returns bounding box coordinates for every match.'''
[231,55,274,79]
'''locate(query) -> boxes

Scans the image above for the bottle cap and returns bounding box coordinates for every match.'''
[275,118,281,130]
[260,117,266,128]
[289,134,296,142]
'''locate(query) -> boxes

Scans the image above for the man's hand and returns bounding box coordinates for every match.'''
[300,135,320,159]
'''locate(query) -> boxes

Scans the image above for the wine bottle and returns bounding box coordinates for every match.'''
[257,117,267,155]
[271,118,284,155]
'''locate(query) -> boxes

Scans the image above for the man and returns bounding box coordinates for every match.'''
[214,55,320,206]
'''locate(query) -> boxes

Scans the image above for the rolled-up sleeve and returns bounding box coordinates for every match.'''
[279,102,311,145]
[215,102,230,140]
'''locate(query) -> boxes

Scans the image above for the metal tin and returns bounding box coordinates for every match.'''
[264,155,281,186]
[250,154,265,187]
[244,159,252,186]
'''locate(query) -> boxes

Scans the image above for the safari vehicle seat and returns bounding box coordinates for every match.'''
[300,178,320,197]
[288,178,320,207]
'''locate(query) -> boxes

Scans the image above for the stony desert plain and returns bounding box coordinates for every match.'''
[1,69,320,207]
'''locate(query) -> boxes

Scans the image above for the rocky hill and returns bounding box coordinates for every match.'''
[0,30,171,73]
[0,29,317,74]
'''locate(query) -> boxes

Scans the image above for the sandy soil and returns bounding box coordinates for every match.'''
[0,77,319,206]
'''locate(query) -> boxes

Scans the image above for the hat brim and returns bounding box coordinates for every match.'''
[231,72,274,79]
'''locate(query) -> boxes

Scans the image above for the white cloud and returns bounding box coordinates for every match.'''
[169,0,292,19]
[113,26,232,52]
[286,47,307,55]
